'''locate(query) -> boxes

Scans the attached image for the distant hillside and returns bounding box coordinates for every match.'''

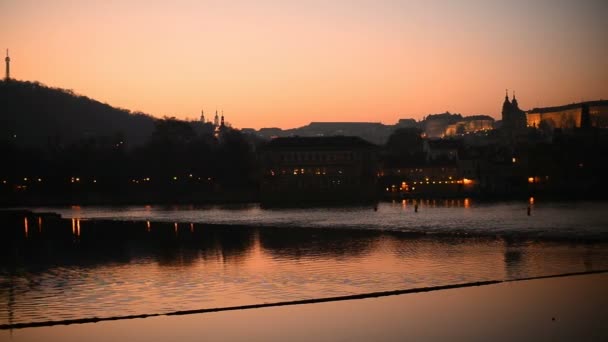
[0,80,156,147]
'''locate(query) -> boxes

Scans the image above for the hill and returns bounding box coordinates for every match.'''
[0,80,156,147]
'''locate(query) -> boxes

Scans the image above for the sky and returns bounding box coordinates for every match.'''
[1,0,607,129]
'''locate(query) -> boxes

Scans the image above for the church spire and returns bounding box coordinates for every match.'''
[502,89,511,108]
[502,88,512,123]
[511,90,519,109]
[200,109,205,123]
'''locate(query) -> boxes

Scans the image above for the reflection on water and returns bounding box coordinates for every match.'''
[22,200,608,240]
[1,214,608,327]
[23,217,28,239]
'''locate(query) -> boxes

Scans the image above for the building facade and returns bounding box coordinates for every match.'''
[259,136,379,203]
[527,100,608,130]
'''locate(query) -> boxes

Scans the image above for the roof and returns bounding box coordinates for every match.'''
[307,122,384,127]
[527,100,608,114]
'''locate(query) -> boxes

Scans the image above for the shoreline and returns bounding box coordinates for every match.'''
[2,270,606,330]
[2,192,608,208]
[2,272,607,341]
[2,207,608,243]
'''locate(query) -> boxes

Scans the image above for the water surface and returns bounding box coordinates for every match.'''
[24,199,608,239]
[1,200,608,327]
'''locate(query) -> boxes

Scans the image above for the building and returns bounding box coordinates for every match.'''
[395,118,418,129]
[527,100,608,130]
[259,136,379,203]
[422,112,463,138]
[501,91,527,138]
[423,139,462,162]
[445,116,494,136]
[380,160,464,198]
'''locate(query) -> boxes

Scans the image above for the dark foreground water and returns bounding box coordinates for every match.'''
[1,200,608,327]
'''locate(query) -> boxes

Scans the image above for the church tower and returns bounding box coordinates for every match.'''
[509,91,527,131]
[501,89,512,127]
[220,110,225,128]
[214,110,219,127]
[5,49,10,81]
[511,91,519,109]
[501,89,527,141]
[200,110,205,123]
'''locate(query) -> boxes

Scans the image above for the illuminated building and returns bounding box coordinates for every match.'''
[445,117,494,136]
[259,136,378,203]
[526,100,608,130]
[380,161,463,197]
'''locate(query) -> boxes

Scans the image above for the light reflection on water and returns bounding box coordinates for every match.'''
[23,200,608,239]
[1,201,608,326]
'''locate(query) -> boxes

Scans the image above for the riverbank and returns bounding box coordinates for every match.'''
[4,200,608,242]
[3,188,608,208]
[2,272,606,341]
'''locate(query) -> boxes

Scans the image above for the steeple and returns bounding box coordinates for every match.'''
[220,110,225,128]
[5,49,10,81]
[511,90,519,109]
[213,110,219,127]
[502,89,512,110]
[200,110,205,123]
[502,89,512,123]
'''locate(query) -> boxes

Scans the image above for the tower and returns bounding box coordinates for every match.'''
[501,89,527,140]
[200,110,205,123]
[214,110,219,127]
[220,110,225,128]
[511,91,519,109]
[501,89,512,128]
[509,91,526,131]
[5,49,10,81]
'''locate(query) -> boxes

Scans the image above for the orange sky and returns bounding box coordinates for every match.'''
[2,0,607,129]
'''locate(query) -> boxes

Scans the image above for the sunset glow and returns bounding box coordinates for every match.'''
[2,0,607,129]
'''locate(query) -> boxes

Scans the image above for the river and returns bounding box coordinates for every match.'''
[1,199,607,327]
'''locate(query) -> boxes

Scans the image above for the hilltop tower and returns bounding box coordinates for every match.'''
[214,110,219,127]
[200,110,205,123]
[5,49,10,81]
[221,110,225,128]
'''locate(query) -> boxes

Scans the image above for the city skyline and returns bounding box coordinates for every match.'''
[2,0,607,129]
